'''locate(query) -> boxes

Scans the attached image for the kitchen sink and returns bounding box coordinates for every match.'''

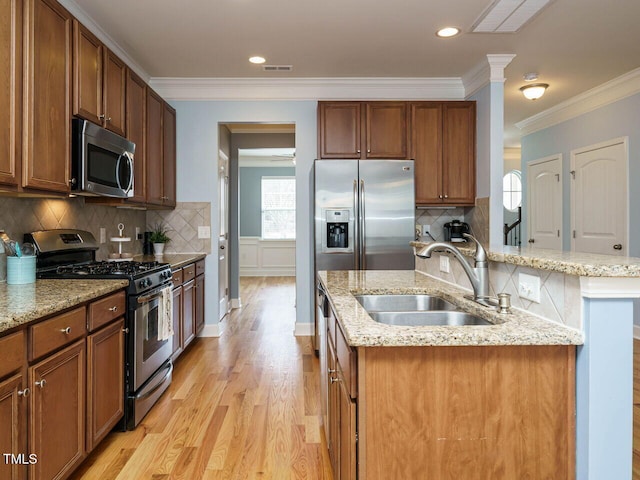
[369,311,493,327]
[354,294,458,312]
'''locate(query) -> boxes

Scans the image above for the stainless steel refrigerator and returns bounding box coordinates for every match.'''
[314,159,415,271]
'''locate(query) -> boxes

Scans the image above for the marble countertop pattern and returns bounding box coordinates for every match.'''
[134,253,206,270]
[0,279,129,334]
[411,241,640,277]
[318,270,584,347]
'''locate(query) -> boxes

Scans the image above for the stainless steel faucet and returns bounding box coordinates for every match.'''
[416,233,494,306]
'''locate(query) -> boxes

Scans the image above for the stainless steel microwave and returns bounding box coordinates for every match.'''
[72,118,135,198]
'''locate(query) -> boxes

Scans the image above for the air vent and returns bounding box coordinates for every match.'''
[262,65,293,72]
[472,0,553,33]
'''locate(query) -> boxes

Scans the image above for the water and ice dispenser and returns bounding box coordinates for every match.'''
[322,209,352,253]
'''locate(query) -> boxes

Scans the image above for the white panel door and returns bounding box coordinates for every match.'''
[218,150,230,320]
[527,155,562,250]
[571,138,628,256]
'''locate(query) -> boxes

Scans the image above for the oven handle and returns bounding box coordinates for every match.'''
[137,284,172,304]
[134,362,173,400]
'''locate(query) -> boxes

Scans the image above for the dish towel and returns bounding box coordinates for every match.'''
[158,286,174,341]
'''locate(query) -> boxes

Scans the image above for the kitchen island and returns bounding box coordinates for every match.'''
[318,269,580,480]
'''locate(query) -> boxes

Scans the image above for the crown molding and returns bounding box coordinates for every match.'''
[516,67,640,136]
[57,0,150,82]
[462,54,516,98]
[149,77,466,101]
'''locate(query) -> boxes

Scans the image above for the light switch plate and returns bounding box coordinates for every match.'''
[518,272,541,303]
[198,226,211,239]
[439,255,450,274]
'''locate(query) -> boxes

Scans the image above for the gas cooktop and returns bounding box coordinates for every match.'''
[52,260,165,278]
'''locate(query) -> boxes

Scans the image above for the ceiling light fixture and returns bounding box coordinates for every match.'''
[249,56,266,64]
[436,27,460,38]
[519,83,549,100]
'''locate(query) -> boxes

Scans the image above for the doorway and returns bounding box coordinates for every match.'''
[220,123,297,320]
[570,137,628,255]
[218,150,230,321]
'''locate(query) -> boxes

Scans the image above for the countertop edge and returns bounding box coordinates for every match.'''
[411,241,640,277]
[134,253,207,270]
[0,279,129,335]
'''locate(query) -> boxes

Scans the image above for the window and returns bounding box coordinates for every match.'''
[502,170,522,211]
[261,177,296,239]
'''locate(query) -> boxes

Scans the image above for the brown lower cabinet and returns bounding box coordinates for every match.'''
[86,318,124,451]
[0,290,125,480]
[170,260,206,362]
[322,292,576,480]
[30,340,85,480]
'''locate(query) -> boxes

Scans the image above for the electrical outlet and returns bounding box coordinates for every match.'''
[518,273,541,303]
[422,224,431,237]
[439,255,450,273]
[99,227,106,244]
[198,226,211,239]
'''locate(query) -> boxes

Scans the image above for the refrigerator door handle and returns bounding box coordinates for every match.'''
[353,179,359,269]
[360,179,366,269]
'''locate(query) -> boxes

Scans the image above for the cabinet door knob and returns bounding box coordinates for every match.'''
[18,388,31,397]
[108,306,118,312]
[35,379,46,389]
[68,178,76,186]
[438,195,443,199]
[357,149,361,154]
[367,149,371,153]
[98,114,105,120]
[106,117,112,122]
[444,194,448,199]
[60,327,71,334]
[330,376,340,384]
[613,244,623,250]
[122,327,129,334]
[528,238,535,243]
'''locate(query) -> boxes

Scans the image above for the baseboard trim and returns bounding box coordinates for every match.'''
[634,325,640,340]
[240,269,296,277]
[199,322,224,338]
[230,298,242,309]
[294,322,314,337]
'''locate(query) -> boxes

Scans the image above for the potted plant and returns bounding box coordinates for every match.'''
[149,222,171,256]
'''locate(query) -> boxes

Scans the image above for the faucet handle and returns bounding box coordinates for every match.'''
[462,233,487,264]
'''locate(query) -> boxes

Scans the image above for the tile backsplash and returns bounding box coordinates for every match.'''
[415,197,490,246]
[146,202,212,254]
[415,253,582,330]
[0,198,212,259]
[0,197,146,260]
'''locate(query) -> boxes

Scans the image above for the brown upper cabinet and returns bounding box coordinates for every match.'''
[318,101,409,159]
[0,0,22,188]
[145,89,176,208]
[411,101,476,206]
[23,0,73,194]
[126,68,147,204]
[73,21,126,136]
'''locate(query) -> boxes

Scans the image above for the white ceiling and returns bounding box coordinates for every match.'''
[67,0,640,147]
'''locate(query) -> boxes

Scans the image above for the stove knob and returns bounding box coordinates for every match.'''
[139,279,149,288]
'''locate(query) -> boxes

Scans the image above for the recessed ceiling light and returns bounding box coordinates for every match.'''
[436,27,460,38]
[249,56,266,64]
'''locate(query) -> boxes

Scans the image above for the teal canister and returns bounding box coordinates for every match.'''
[7,255,36,285]
[0,242,5,283]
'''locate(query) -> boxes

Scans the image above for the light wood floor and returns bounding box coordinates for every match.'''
[71,276,333,480]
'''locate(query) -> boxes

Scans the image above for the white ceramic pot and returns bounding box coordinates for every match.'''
[153,243,165,255]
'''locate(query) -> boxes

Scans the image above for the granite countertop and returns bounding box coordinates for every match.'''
[0,279,129,334]
[318,270,583,348]
[134,253,206,270]
[411,241,640,277]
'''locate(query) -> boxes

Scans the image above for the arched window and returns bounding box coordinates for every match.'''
[502,170,522,211]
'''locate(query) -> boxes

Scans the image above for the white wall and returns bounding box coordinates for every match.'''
[173,100,317,330]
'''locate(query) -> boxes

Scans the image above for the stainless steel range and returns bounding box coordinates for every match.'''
[26,229,174,430]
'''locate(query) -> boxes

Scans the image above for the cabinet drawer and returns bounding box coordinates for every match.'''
[0,331,25,379]
[30,307,87,360]
[195,259,205,276]
[88,291,126,331]
[335,323,357,399]
[183,263,196,282]
[171,268,183,286]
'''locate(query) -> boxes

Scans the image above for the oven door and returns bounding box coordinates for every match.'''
[132,284,173,391]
